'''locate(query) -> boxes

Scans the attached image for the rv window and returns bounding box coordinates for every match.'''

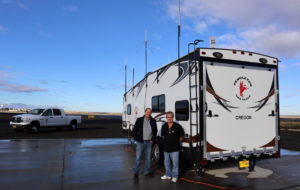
[127,104,131,115]
[175,100,189,121]
[152,95,165,112]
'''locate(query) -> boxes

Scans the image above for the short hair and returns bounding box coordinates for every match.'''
[145,108,152,112]
[166,111,174,117]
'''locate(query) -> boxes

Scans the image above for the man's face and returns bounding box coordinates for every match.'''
[166,114,174,123]
[145,109,152,118]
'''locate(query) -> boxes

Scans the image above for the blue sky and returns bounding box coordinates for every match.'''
[0,0,300,114]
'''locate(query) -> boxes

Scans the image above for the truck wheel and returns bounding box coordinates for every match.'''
[30,124,39,134]
[69,122,77,130]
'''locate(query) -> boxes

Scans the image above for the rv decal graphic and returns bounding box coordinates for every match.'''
[234,76,252,101]
[249,76,275,112]
[153,65,171,84]
[136,78,146,98]
[154,112,166,122]
[170,61,193,87]
[206,70,238,112]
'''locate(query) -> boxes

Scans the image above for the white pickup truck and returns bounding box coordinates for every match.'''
[10,108,82,133]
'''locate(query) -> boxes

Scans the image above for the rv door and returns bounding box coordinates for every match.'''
[202,61,279,159]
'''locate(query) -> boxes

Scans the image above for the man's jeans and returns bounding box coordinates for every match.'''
[163,151,179,178]
[133,141,152,175]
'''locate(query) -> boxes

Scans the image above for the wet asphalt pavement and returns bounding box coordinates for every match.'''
[0,138,300,190]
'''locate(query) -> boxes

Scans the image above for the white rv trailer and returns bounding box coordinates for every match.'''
[122,47,280,172]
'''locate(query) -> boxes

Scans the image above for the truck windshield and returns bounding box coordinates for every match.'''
[28,109,45,115]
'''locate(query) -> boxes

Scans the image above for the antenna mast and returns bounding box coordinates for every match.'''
[124,62,127,95]
[145,30,148,76]
[132,68,134,88]
[178,0,181,75]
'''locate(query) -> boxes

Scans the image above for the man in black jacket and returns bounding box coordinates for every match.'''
[160,111,184,183]
[132,108,157,179]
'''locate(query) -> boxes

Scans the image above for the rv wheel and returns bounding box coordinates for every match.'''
[152,143,162,166]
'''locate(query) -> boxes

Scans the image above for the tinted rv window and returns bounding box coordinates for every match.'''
[127,104,131,115]
[152,95,165,112]
[175,100,189,121]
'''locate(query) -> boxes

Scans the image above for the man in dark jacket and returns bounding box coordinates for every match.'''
[132,108,157,179]
[160,111,184,183]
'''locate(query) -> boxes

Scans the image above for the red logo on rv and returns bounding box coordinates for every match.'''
[239,81,248,97]
[234,77,252,101]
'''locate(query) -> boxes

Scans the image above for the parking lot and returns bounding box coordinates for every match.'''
[1,113,300,189]
[0,138,300,190]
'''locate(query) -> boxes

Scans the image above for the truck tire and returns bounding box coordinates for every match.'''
[69,121,77,130]
[30,124,39,134]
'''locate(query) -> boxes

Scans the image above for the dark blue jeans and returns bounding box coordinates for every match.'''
[133,141,152,175]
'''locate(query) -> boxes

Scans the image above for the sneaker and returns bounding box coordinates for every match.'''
[171,177,178,183]
[161,175,171,180]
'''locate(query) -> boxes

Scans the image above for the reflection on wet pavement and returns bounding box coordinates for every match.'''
[0,138,300,190]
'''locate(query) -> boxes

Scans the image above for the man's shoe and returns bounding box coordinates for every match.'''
[134,174,138,179]
[161,175,171,180]
[171,177,178,183]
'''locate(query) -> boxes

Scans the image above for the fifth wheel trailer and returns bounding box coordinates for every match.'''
[122,47,280,173]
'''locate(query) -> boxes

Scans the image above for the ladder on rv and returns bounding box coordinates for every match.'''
[188,53,200,147]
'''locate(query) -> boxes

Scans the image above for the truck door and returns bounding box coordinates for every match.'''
[41,109,55,127]
[203,61,278,158]
[53,109,65,126]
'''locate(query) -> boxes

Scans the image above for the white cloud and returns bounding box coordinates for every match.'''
[165,0,300,58]
[293,63,300,67]
[38,30,51,38]
[0,25,7,32]
[62,5,78,13]
[1,0,27,9]
[218,26,300,58]
[282,94,299,99]
[0,80,47,93]
[194,21,207,33]
[0,71,47,93]
[279,64,288,71]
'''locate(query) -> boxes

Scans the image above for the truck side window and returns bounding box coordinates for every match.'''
[53,109,62,116]
[127,104,131,115]
[175,100,189,121]
[43,109,53,116]
[152,94,165,112]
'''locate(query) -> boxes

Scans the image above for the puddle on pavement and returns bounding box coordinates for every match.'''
[81,138,129,147]
[281,149,300,156]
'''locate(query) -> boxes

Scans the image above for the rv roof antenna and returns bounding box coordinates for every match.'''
[177,0,181,76]
[145,30,148,76]
[132,68,134,91]
[124,60,127,97]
